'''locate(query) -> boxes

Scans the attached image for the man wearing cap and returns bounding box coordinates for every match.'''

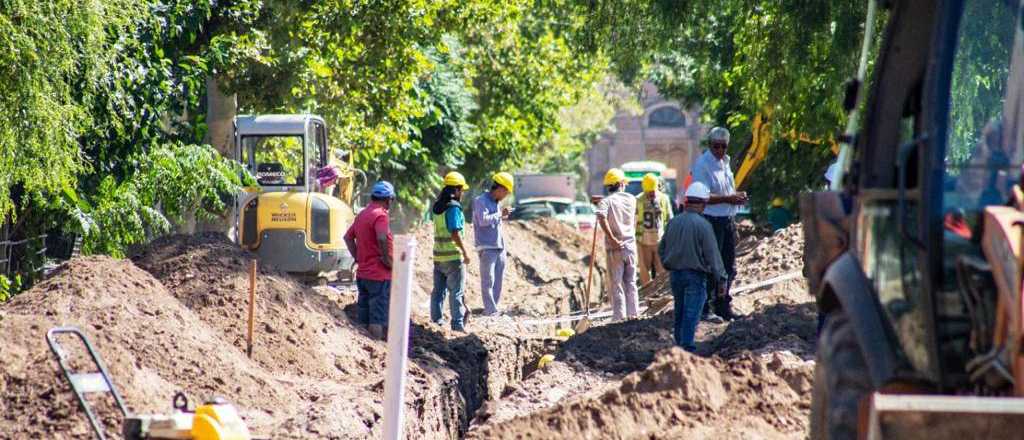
[692,126,747,322]
[431,171,472,332]
[659,182,727,351]
[635,173,673,286]
[344,181,396,340]
[767,197,793,232]
[473,172,514,316]
[595,168,640,321]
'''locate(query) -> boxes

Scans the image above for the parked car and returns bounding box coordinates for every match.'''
[510,202,556,221]
[573,201,596,231]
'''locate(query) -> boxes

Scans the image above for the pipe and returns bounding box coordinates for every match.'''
[832,0,879,191]
[383,235,417,440]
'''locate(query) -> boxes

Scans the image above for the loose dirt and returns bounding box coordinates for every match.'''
[1,215,816,439]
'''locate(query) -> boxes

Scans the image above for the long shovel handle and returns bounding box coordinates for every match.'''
[584,225,598,317]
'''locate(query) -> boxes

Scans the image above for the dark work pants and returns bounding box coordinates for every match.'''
[703,215,736,313]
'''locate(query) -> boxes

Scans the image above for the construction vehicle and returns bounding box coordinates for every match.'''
[47,327,254,440]
[233,115,358,282]
[802,0,1024,438]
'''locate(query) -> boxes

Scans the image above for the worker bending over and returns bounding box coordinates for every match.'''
[473,172,514,316]
[692,126,746,322]
[343,181,395,340]
[635,173,672,285]
[658,182,727,352]
[431,171,472,332]
[595,168,640,320]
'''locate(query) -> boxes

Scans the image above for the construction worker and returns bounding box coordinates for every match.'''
[635,173,672,285]
[692,126,746,322]
[430,171,472,332]
[766,197,793,232]
[595,168,640,321]
[473,172,514,316]
[658,182,727,352]
[343,181,395,340]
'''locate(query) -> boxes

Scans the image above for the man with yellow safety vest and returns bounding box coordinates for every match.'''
[595,168,640,321]
[473,172,514,316]
[430,171,472,332]
[635,173,673,285]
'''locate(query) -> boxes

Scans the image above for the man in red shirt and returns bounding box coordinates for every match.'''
[344,181,395,340]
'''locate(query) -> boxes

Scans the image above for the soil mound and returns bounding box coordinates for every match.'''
[0,256,289,439]
[470,347,811,439]
[735,223,803,286]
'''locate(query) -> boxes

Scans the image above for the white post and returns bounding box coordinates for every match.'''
[383,235,417,440]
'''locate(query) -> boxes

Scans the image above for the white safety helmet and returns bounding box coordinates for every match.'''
[708,126,731,144]
[824,162,840,184]
[684,182,711,200]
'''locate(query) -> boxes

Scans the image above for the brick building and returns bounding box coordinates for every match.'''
[585,82,706,197]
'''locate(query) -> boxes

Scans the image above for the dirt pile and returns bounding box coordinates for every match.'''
[469,347,812,439]
[0,233,551,439]
[735,223,804,286]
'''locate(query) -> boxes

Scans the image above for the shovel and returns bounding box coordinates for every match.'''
[575,225,599,334]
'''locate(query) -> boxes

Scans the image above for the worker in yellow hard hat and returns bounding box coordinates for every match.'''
[596,168,640,321]
[430,171,471,332]
[473,172,514,316]
[635,173,673,286]
[766,197,792,232]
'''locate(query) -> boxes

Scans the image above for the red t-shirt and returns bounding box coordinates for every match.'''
[344,203,393,281]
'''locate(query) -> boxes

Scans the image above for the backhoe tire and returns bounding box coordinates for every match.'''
[810,311,873,440]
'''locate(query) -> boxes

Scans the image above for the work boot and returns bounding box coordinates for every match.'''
[702,311,725,324]
[716,299,742,321]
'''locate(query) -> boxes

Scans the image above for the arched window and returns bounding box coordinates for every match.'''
[648,107,686,128]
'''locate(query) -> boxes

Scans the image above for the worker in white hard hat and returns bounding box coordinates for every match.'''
[635,173,673,286]
[691,126,746,322]
[595,168,640,321]
[658,182,728,351]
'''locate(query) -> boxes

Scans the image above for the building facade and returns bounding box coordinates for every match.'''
[585,82,706,197]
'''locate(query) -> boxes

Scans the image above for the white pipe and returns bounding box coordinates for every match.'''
[832,0,878,191]
[383,235,417,440]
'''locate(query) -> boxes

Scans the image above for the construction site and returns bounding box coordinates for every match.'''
[0,218,813,439]
[14,0,1024,439]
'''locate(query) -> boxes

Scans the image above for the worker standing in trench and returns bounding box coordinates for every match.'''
[594,168,640,321]
[658,182,727,351]
[473,172,514,317]
[692,126,746,322]
[343,181,396,340]
[635,173,672,286]
[430,171,473,332]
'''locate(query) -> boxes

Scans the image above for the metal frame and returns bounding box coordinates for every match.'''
[46,327,128,440]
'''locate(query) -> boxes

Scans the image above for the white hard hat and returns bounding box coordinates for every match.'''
[685,182,711,200]
[824,162,840,184]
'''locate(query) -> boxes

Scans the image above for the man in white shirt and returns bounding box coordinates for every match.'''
[691,127,747,321]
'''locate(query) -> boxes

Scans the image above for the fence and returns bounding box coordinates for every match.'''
[0,225,48,276]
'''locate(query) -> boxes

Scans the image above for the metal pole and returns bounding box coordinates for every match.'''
[383,235,417,440]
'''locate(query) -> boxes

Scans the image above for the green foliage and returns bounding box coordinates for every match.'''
[0,273,22,302]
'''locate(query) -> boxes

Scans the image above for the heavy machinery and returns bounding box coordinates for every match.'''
[802,0,1024,438]
[233,115,358,281]
[47,327,254,440]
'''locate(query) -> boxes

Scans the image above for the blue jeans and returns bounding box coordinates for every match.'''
[479,249,507,315]
[670,269,707,352]
[356,278,391,326]
[431,260,466,331]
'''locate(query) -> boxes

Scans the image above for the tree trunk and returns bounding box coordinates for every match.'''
[203,76,237,158]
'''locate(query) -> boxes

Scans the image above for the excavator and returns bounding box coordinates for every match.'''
[802,0,1024,438]
[232,115,360,283]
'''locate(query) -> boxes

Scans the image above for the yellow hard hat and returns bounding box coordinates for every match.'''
[642,173,659,192]
[772,197,784,207]
[603,168,626,186]
[443,171,469,190]
[492,172,514,192]
[537,354,555,369]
